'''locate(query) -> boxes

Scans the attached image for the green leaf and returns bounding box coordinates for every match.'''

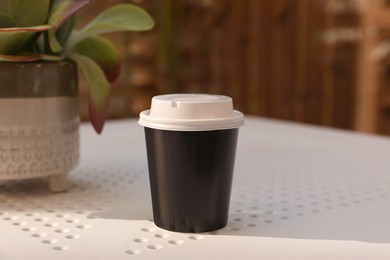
[0,0,50,27]
[73,36,120,83]
[39,53,64,61]
[55,15,76,46]
[0,0,50,54]
[69,53,110,134]
[47,0,90,52]
[66,3,154,49]
[0,25,51,54]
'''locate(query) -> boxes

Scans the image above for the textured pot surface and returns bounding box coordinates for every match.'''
[0,61,79,190]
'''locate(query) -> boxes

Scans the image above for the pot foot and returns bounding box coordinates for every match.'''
[48,173,68,192]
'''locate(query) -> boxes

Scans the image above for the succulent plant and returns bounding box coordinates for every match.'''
[0,0,154,133]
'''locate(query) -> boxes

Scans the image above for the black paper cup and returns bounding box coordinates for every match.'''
[139,94,244,233]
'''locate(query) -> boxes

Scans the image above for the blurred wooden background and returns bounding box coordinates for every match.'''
[77,0,390,135]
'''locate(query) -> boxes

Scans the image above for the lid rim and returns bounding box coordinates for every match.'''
[140,110,243,123]
[138,94,244,131]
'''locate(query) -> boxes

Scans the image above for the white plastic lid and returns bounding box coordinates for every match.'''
[138,94,244,131]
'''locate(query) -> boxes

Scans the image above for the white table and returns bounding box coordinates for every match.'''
[1,116,390,259]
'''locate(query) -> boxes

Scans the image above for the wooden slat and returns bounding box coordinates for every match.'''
[258,0,273,116]
[355,0,380,132]
[322,0,336,127]
[270,0,285,119]
[246,0,261,115]
[294,0,309,122]
[270,0,299,120]
[304,0,325,125]
[222,0,247,111]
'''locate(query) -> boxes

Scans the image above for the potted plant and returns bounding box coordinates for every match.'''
[0,0,154,191]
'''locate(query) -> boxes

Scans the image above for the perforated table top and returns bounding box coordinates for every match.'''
[1,117,390,259]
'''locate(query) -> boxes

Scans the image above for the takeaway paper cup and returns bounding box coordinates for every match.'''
[139,94,244,232]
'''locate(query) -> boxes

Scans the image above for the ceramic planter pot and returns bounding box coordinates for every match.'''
[0,61,80,192]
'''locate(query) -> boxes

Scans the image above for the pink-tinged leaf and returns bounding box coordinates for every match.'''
[47,0,90,52]
[88,95,109,134]
[0,53,62,62]
[73,36,121,83]
[0,26,52,54]
[49,0,90,28]
[69,53,110,134]
[0,54,40,62]
[93,54,120,83]
[103,62,120,83]
[0,25,51,32]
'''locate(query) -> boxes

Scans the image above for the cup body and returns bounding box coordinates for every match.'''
[144,127,238,232]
